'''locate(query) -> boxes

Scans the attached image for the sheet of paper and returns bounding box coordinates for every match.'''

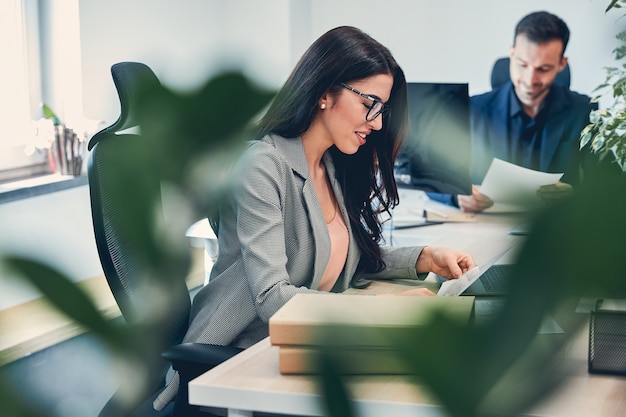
[437,266,482,296]
[437,246,514,296]
[479,158,563,213]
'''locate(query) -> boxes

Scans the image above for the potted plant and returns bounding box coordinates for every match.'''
[580,0,626,172]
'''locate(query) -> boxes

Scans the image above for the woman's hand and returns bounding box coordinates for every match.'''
[415,246,475,279]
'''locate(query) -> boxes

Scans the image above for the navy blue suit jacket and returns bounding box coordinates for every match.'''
[470,82,597,186]
[428,82,597,206]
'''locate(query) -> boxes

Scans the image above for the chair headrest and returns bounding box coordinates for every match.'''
[490,57,571,90]
[88,62,161,150]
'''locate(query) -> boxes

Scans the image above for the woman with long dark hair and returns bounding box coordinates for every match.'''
[154,26,474,412]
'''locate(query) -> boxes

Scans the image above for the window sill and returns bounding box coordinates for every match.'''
[0,173,88,204]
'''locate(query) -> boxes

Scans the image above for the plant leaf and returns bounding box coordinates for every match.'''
[0,374,44,417]
[316,349,356,417]
[41,103,62,125]
[3,256,125,349]
[606,0,622,12]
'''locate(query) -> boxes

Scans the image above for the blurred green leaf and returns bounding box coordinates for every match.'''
[3,256,126,349]
[316,170,625,417]
[317,350,356,417]
[136,71,275,185]
[5,14,624,415]
[606,0,623,12]
[0,375,44,417]
[0,69,275,417]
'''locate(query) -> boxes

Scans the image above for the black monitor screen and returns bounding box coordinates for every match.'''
[395,82,472,195]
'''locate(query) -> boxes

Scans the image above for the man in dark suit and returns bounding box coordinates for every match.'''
[433,11,597,212]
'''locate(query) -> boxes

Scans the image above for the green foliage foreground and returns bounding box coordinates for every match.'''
[316,169,625,417]
[2,11,626,412]
[0,71,274,417]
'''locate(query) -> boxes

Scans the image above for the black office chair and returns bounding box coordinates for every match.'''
[88,62,242,417]
[490,57,571,89]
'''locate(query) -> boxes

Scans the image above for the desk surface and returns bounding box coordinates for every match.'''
[188,191,626,417]
[190,335,444,417]
[189,324,626,417]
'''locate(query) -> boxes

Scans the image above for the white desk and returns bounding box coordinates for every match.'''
[189,324,626,417]
[384,189,522,256]
[187,190,626,416]
[190,335,444,417]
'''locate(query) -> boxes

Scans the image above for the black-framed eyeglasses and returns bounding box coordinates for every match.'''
[340,82,390,121]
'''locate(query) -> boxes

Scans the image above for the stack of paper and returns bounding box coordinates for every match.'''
[269,293,475,374]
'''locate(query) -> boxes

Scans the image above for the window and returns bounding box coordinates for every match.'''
[0,0,88,185]
[0,0,50,183]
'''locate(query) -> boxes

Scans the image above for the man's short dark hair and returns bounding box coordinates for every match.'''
[514,11,570,56]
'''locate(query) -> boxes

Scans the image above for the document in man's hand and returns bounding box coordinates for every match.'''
[479,158,563,212]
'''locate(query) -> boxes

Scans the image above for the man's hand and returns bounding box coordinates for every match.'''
[537,181,573,202]
[457,185,494,213]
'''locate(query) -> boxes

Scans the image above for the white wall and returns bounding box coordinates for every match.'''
[1,0,620,309]
[79,0,620,128]
[0,186,102,309]
[79,0,291,126]
[303,0,617,98]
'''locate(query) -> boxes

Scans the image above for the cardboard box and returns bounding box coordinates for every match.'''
[278,345,411,374]
[269,293,475,349]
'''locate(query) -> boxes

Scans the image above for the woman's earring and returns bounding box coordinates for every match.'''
[320,103,326,110]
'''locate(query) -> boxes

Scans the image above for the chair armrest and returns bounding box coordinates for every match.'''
[162,342,243,378]
[162,343,243,417]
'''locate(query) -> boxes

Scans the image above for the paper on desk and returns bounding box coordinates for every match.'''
[437,246,514,296]
[479,158,563,212]
[437,266,482,296]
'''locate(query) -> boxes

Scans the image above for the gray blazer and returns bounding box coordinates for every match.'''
[154,135,426,410]
[183,135,425,349]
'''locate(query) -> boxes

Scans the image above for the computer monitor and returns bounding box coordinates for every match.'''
[395,82,472,195]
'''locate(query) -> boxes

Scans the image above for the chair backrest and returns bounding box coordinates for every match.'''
[88,62,161,148]
[490,57,571,90]
[87,62,191,347]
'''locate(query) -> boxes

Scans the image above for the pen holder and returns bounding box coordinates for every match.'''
[48,125,86,176]
[588,300,626,375]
